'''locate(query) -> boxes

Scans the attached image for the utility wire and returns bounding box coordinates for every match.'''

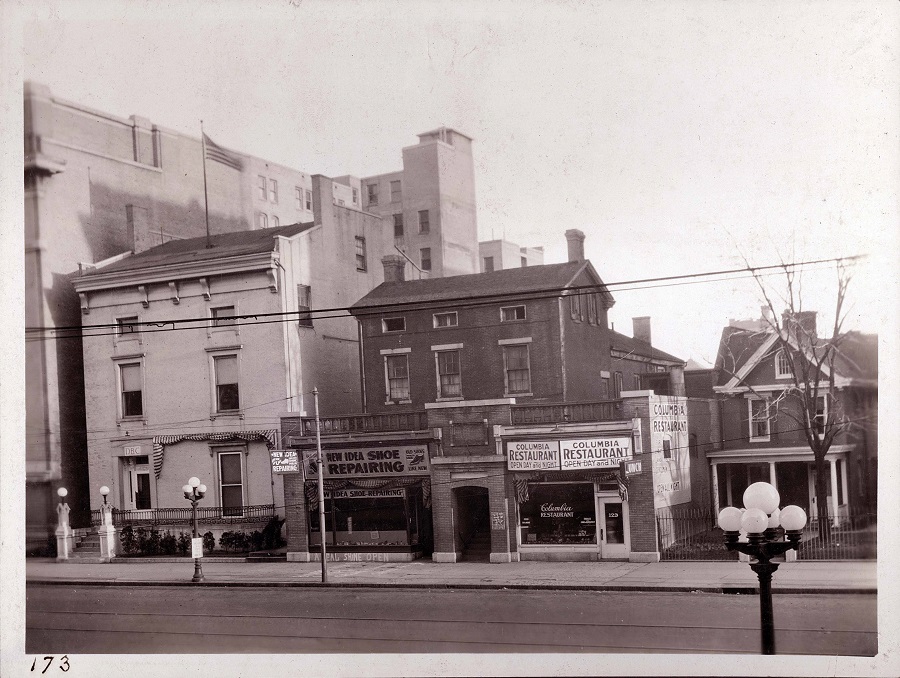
[25,254,864,338]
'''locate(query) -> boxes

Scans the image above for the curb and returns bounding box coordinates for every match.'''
[25,579,877,595]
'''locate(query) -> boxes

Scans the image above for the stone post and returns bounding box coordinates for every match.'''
[98,504,117,561]
[55,498,73,561]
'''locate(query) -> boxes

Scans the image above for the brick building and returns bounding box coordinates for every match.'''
[279,231,709,563]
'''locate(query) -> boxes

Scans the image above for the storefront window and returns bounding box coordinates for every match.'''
[519,482,597,545]
[309,489,420,547]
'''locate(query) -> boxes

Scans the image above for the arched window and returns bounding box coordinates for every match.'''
[775,349,792,379]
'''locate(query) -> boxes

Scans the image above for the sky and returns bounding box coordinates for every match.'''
[13,0,900,364]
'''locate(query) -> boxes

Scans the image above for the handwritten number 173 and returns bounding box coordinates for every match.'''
[30,656,70,673]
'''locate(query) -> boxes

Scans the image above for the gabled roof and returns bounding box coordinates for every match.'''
[609,329,684,365]
[350,260,614,312]
[714,324,877,389]
[80,223,314,276]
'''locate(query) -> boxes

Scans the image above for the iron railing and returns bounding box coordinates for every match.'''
[296,411,429,436]
[511,400,623,425]
[90,503,276,528]
[657,507,877,561]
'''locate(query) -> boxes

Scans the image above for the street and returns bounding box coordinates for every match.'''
[26,584,877,655]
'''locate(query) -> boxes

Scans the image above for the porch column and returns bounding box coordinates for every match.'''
[711,463,720,516]
[768,462,777,487]
[829,458,840,527]
[725,465,733,506]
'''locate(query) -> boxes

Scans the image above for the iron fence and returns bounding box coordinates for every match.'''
[298,411,429,435]
[656,507,877,561]
[511,400,623,425]
[90,503,276,528]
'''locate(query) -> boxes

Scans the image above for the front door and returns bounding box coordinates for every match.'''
[124,457,152,511]
[597,496,629,559]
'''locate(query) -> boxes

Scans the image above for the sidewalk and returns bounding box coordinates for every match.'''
[26,557,877,594]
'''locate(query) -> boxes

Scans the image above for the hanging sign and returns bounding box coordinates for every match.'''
[623,459,643,476]
[191,537,204,559]
[269,449,300,474]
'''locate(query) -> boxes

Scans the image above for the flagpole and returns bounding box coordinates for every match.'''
[200,120,212,249]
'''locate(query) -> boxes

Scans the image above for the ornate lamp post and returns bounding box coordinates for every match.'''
[182,477,207,583]
[717,481,808,655]
[55,487,73,560]
[97,485,116,560]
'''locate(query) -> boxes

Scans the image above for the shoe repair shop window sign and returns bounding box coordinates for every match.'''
[506,437,632,471]
[307,445,430,478]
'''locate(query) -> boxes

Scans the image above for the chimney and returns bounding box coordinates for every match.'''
[782,310,817,338]
[761,306,774,326]
[565,229,585,262]
[382,255,406,283]
[633,316,652,345]
[126,204,152,254]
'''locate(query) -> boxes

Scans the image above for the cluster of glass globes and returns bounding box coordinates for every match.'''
[182,476,207,499]
[717,482,807,536]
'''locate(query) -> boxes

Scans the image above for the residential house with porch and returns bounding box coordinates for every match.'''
[708,311,878,524]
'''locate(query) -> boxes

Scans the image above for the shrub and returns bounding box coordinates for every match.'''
[262,516,285,549]
[176,532,190,556]
[120,525,137,555]
[135,527,148,554]
[160,531,178,555]
[220,531,250,552]
[146,528,161,556]
[202,531,215,553]
[249,530,265,552]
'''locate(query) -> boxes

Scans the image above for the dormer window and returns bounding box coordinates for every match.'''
[433,311,458,328]
[775,350,792,379]
[501,305,526,322]
[382,317,406,333]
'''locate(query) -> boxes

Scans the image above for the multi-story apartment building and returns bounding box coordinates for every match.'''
[278,231,712,564]
[24,81,483,549]
[708,312,878,520]
[362,128,479,278]
[478,239,544,272]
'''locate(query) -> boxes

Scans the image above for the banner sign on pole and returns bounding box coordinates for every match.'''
[191,537,204,559]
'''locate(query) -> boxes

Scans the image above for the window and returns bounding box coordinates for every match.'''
[749,398,770,441]
[614,372,623,398]
[257,212,268,229]
[587,294,598,325]
[420,247,431,271]
[433,311,458,328]
[367,183,378,206]
[662,439,672,459]
[633,374,642,390]
[382,317,406,333]
[295,186,303,210]
[117,316,139,336]
[503,344,531,394]
[775,350,792,379]
[214,355,240,412]
[305,189,312,211]
[120,363,143,418]
[218,451,244,517]
[390,180,401,202]
[436,350,462,398]
[352,187,359,205]
[600,377,610,399]
[393,213,404,237]
[501,305,526,322]
[483,256,495,273]
[521,256,527,267]
[337,199,345,207]
[355,236,367,271]
[418,210,430,233]
[297,284,312,327]
[272,215,280,228]
[257,175,266,200]
[269,179,278,203]
[211,306,236,327]
[570,293,584,321]
[813,395,828,437]
[519,483,596,545]
[385,354,410,401]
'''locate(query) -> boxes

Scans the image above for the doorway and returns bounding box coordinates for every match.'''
[123,456,152,511]
[454,486,490,561]
[596,495,630,559]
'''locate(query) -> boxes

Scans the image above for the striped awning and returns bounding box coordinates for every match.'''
[304,476,431,511]
[152,430,277,478]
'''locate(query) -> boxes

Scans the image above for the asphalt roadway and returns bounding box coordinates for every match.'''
[27,584,877,655]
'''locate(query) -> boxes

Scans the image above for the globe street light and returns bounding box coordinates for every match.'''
[717,481,807,655]
[183,477,207,583]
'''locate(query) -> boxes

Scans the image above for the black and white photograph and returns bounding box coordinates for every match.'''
[1,1,898,676]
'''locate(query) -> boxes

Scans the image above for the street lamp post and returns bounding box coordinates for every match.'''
[717,481,808,655]
[98,485,116,560]
[182,477,207,583]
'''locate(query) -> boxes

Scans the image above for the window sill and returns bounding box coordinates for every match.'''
[118,417,146,425]
[384,399,413,406]
[749,436,771,443]
[505,392,533,398]
[436,396,464,402]
[211,411,244,421]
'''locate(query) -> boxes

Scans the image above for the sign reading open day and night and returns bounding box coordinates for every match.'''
[506,437,632,471]
[308,445,430,479]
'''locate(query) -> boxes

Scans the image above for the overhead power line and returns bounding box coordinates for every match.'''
[24,254,864,340]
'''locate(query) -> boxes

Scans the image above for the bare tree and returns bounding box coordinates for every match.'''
[718,259,857,543]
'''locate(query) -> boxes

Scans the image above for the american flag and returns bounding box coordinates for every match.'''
[203,133,244,171]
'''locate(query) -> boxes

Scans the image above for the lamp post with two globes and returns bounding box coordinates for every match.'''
[182,477,207,583]
[717,481,808,655]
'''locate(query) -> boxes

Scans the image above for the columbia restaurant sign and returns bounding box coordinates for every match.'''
[506,438,633,471]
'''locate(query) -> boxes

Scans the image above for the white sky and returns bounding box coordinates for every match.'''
[15,0,900,364]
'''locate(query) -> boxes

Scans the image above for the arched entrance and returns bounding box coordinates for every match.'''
[454,486,490,562]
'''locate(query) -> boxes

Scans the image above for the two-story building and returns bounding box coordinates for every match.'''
[279,231,709,564]
[708,311,878,523]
